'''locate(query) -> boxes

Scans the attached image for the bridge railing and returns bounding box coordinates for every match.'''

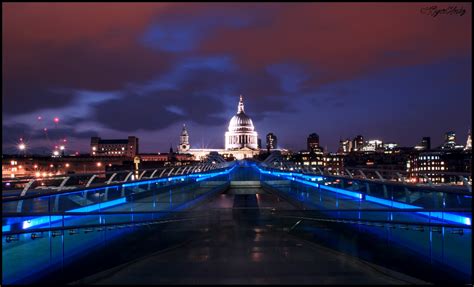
[257,164,472,213]
[2,162,235,216]
[261,162,472,192]
[258,172,472,279]
[2,186,234,285]
[2,162,231,199]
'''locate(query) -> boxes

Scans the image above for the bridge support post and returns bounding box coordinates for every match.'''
[58,177,70,192]
[16,179,35,212]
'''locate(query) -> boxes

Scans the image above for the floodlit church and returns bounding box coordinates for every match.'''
[177,95,260,160]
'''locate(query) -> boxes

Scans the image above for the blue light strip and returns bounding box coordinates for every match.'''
[19,166,236,231]
[122,165,235,187]
[365,196,422,210]
[256,167,323,182]
[194,165,237,181]
[293,177,319,188]
[257,167,361,199]
[22,216,63,229]
[22,198,127,230]
[417,212,472,226]
[195,170,230,181]
[365,196,471,226]
[258,166,471,226]
[2,225,11,232]
[121,176,179,188]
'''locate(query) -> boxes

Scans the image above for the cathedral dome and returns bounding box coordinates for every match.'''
[228,95,255,132]
[228,113,254,132]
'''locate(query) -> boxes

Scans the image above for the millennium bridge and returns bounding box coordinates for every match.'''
[2,160,472,284]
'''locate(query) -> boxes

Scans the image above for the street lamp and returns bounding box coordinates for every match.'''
[17,142,27,157]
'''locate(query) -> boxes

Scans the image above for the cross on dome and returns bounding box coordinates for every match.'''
[238,94,245,113]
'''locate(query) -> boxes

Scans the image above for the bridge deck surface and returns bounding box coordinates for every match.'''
[74,185,426,285]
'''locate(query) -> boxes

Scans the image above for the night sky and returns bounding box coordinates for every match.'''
[2,3,472,155]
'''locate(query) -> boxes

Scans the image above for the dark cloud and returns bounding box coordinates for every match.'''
[93,90,227,132]
[200,3,471,83]
[3,4,178,115]
[2,3,471,153]
[2,84,76,115]
[88,54,301,132]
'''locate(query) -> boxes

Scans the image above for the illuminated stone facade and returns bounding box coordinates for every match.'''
[178,95,260,160]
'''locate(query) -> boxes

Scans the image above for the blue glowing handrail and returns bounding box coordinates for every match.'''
[7,165,237,231]
[256,166,471,226]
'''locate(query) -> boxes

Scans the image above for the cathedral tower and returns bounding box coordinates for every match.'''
[178,124,190,152]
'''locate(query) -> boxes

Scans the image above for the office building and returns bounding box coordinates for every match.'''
[90,136,138,158]
[266,133,278,151]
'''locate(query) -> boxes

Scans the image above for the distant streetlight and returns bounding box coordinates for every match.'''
[18,142,27,157]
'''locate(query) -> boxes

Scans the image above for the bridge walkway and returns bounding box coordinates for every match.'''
[74,173,426,285]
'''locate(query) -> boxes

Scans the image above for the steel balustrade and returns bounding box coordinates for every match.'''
[261,162,471,191]
[149,169,159,179]
[5,162,231,215]
[85,175,98,187]
[5,163,227,196]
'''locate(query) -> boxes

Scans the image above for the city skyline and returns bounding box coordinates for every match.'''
[3,3,472,154]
